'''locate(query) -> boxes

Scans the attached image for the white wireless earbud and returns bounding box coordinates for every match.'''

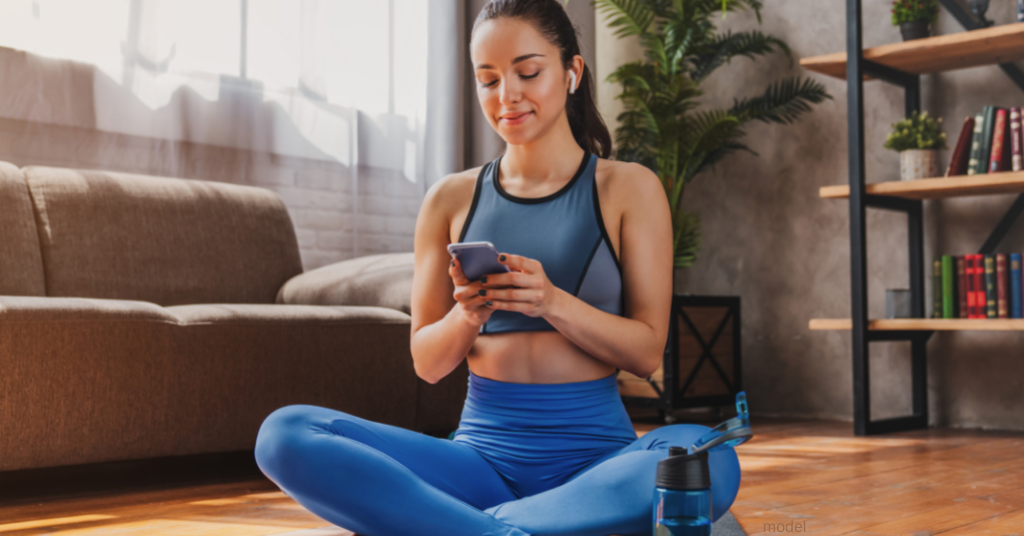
[569,71,577,94]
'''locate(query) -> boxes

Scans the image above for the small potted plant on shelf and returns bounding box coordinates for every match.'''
[884,111,947,181]
[891,0,940,41]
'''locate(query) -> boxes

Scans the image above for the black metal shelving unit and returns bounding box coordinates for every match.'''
[841,0,1024,435]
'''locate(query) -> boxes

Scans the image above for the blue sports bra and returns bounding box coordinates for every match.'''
[458,150,624,334]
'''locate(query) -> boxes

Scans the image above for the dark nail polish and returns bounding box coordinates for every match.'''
[450,259,454,266]
[486,300,493,306]
[480,276,487,283]
[499,254,506,261]
[478,289,487,296]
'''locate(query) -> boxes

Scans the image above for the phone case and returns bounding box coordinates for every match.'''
[448,241,510,282]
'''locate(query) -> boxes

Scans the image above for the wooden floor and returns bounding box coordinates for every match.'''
[2,417,1023,535]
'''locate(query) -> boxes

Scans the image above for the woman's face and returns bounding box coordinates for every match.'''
[470,17,577,145]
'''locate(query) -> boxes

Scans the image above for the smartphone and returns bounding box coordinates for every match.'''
[447,241,511,282]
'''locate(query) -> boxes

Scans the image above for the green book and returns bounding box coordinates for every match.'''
[985,254,997,318]
[967,110,985,175]
[942,255,956,318]
[977,106,997,175]
[933,258,943,319]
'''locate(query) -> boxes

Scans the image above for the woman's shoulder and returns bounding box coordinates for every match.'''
[593,157,663,204]
[422,165,487,215]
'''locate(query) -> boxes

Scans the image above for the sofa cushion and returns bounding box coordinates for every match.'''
[0,162,45,296]
[276,252,415,314]
[0,296,420,472]
[22,166,303,306]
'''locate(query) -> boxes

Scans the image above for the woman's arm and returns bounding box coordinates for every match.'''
[409,174,495,384]
[480,162,673,378]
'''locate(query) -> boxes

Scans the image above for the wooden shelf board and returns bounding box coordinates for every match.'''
[809,318,1024,331]
[819,171,1024,200]
[800,23,1024,79]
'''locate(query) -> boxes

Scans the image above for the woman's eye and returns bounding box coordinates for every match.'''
[521,72,540,79]
[481,80,498,88]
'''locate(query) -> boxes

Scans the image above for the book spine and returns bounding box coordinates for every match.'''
[997,253,1009,318]
[957,255,968,318]
[1011,253,1023,319]
[933,258,943,319]
[975,254,988,319]
[1013,108,1022,172]
[985,255,997,318]
[979,106,996,174]
[967,112,985,175]
[990,108,1007,172]
[942,255,956,318]
[947,116,976,177]
[966,255,978,318]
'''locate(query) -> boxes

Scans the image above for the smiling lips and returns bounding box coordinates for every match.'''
[500,111,533,125]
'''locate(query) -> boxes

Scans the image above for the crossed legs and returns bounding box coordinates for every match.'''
[254,405,741,536]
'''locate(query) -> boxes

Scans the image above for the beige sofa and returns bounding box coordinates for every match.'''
[0,161,467,474]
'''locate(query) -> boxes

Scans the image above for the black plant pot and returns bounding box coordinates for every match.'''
[900,21,931,41]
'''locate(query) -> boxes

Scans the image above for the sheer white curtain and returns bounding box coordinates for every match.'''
[0,0,468,267]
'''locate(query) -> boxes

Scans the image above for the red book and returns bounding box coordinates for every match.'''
[947,116,976,177]
[966,255,978,318]
[997,253,1009,318]
[1012,108,1022,172]
[975,254,988,319]
[957,255,968,318]
[990,108,1008,172]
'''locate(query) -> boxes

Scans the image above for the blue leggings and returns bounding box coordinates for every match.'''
[254,370,741,536]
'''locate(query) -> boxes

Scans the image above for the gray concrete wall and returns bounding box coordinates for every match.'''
[596,2,1024,431]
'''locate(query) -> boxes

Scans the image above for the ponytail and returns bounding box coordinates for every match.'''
[473,0,613,158]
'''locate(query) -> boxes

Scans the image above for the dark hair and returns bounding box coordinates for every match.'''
[473,0,613,158]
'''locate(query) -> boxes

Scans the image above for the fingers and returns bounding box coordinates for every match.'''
[448,257,470,287]
[477,287,542,303]
[478,271,531,288]
[497,252,540,274]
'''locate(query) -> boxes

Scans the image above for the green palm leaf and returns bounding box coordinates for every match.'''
[690,30,792,81]
[594,0,656,38]
[730,76,832,125]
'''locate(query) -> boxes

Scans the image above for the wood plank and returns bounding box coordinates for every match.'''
[800,23,1024,79]
[809,318,1024,331]
[819,170,1024,200]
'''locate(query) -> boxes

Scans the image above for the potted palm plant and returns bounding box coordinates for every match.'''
[594,0,830,420]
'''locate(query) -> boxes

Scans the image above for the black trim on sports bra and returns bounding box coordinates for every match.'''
[492,150,590,205]
[572,237,602,297]
[591,171,622,272]
[457,162,489,243]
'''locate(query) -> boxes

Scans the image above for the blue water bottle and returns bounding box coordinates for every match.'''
[652,447,712,536]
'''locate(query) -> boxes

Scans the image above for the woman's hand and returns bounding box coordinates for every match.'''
[449,257,496,327]
[479,253,564,318]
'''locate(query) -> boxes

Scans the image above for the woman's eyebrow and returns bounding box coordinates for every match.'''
[475,53,545,70]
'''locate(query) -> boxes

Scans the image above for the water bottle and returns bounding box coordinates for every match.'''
[653,447,712,536]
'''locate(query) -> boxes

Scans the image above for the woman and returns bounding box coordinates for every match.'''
[254,1,741,535]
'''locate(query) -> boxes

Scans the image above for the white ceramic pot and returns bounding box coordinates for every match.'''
[899,149,939,181]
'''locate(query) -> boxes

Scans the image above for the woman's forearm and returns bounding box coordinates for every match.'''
[544,287,663,378]
[410,304,481,384]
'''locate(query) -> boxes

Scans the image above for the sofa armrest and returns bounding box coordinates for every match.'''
[277,252,415,314]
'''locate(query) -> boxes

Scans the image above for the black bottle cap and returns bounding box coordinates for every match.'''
[656,447,711,490]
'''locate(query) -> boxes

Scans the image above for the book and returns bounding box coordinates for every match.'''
[1012,253,1023,319]
[985,254,997,318]
[933,258,943,319]
[957,255,968,318]
[947,116,976,177]
[967,110,986,175]
[942,255,956,318]
[966,255,978,318]
[1013,108,1022,172]
[974,254,988,319]
[978,106,997,175]
[990,108,1008,172]
[997,253,1009,318]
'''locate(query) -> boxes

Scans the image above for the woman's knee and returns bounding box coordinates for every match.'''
[254,404,337,479]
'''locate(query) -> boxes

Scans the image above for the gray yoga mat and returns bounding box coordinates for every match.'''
[713,510,747,535]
